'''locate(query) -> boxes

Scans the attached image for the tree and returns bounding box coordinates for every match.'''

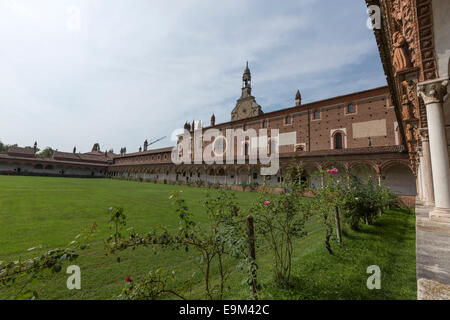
[0,141,18,154]
[36,147,55,158]
[0,141,6,153]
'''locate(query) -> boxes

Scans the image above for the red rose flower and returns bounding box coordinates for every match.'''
[125,276,133,283]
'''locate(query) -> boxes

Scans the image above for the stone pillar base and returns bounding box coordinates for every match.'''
[424,200,435,208]
[430,208,450,223]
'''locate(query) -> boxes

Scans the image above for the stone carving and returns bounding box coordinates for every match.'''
[400,80,419,120]
[390,0,418,68]
[392,32,408,72]
[419,128,429,142]
[401,104,412,121]
[418,80,449,105]
[405,123,413,141]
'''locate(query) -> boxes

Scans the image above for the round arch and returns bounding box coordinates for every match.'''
[382,162,416,195]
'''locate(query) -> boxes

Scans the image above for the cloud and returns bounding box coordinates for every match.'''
[0,0,385,153]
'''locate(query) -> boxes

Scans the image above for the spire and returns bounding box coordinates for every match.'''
[243,61,251,85]
[295,89,302,106]
[210,114,215,126]
[241,61,252,98]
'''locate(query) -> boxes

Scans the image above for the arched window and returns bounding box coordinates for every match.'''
[243,123,247,131]
[313,111,320,119]
[347,104,355,113]
[285,115,291,124]
[262,120,267,128]
[334,132,343,149]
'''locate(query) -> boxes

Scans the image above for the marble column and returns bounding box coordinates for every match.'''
[419,129,435,207]
[418,79,450,222]
[416,150,424,202]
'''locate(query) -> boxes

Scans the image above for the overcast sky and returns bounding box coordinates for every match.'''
[0,0,386,153]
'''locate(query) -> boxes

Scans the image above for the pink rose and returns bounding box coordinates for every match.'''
[327,168,338,175]
[264,200,271,205]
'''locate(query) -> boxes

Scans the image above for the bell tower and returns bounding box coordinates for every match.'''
[241,61,252,98]
[231,62,263,121]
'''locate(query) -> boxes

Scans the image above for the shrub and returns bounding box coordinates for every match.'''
[249,165,309,286]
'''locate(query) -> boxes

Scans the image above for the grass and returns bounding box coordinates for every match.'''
[0,176,416,299]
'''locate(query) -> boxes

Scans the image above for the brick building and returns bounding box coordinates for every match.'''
[0,64,416,197]
[108,64,415,196]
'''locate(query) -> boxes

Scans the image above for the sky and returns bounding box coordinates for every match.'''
[0,0,387,153]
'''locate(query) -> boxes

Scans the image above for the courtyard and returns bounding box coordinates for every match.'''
[0,176,416,299]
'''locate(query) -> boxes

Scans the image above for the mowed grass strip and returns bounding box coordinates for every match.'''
[0,176,416,299]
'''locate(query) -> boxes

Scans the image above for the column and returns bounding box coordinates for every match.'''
[418,79,450,222]
[415,153,423,202]
[419,129,435,207]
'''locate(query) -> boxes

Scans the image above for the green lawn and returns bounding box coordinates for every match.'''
[0,176,416,299]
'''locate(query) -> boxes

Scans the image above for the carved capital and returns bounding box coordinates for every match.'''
[417,80,448,105]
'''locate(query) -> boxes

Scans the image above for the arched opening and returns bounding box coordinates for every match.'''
[285,115,291,124]
[383,163,416,195]
[347,104,355,113]
[334,132,343,149]
[350,163,377,184]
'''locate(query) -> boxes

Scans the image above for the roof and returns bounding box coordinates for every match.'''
[114,146,174,159]
[0,153,108,167]
[53,151,112,164]
[7,147,35,158]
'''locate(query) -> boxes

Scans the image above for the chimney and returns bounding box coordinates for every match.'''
[73,146,76,154]
[210,114,215,126]
[144,139,148,151]
[33,141,37,153]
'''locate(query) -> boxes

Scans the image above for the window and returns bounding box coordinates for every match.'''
[285,115,291,124]
[243,123,247,131]
[313,111,320,119]
[253,172,257,179]
[244,143,249,156]
[334,132,343,149]
[269,139,278,155]
[215,137,225,154]
[347,104,355,113]
[262,120,267,128]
